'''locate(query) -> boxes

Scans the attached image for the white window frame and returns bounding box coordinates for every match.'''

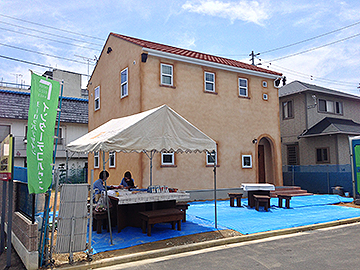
[242,155,252,168]
[161,152,175,166]
[239,78,248,97]
[161,63,173,86]
[204,72,215,92]
[206,150,217,166]
[283,100,293,119]
[109,152,116,168]
[94,86,100,111]
[94,152,99,168]
[121,68,128,98]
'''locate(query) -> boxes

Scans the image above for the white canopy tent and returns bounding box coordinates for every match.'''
[66,105,219,244]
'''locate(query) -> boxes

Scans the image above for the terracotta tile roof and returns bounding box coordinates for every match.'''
[110,33,282,77]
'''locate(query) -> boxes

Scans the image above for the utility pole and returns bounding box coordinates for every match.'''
[74,55,97,80]
[249,51,260,66]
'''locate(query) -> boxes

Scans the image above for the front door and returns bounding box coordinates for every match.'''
[258,145,265,183]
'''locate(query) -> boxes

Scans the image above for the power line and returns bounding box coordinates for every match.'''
[0,54,88,76]
[0,20,103,48]
[0,13,104,41]
[260,20,360,55]
[267,32,360,62]
[0,42,93,65]
[0,26,100,51]
[269,63,358,87]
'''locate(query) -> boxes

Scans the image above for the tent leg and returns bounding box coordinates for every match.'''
[102,151,113,245]
[214,160,217,229]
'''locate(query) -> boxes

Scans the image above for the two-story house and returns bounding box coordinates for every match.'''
[279,80,360,166]
[0,69,89,174]
[87,33,284,191]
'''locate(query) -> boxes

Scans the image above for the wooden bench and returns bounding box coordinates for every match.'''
[139,208,183,236]
[228,193,243,207]
[175,202,190,222]
[278,194,292,209]
[93,211,109,234]
[253,194,270,211]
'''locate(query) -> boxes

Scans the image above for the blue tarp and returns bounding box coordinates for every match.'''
[90,195,360,254]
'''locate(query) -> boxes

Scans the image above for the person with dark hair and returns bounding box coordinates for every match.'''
[120,171,135,189]
[93,170,110,202]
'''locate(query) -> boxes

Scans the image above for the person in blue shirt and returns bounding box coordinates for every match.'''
[93,170,110,202]
[120,171,135,189]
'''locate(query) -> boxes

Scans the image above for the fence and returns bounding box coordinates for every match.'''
[283,164,353,196]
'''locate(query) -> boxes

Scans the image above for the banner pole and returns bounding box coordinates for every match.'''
[6,135,15,267]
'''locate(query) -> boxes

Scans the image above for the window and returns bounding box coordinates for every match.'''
[161,153,175,166]
[242,155,252,168]
[316,148,329,163]
[262,81,268,88]
[94,152,99,168]
[161,64,173,86]
[109,152,115,168]
[121,68,128,98]
[0,125,10,142]
[94,86,100,111]
[206,150,217,166]
[282,100,293,119]
[204,72,215,92]
[263,93,268,101]
[239,78,248,97]
[318,99,343,114]
[287,144,299,165]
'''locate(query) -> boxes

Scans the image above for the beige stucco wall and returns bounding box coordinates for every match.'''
[87,35,283,189]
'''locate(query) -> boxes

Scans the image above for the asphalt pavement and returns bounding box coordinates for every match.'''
[95,222,360,270]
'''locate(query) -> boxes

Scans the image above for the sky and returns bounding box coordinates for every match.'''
[0,0,360,95]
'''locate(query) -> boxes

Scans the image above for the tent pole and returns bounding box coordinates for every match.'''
[150,150,154,186]
[102,151,113,245]
[88,170,94,260]
[213,154,217,229]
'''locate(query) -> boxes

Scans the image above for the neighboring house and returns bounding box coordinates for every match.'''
[87,33,283,191]
[0,70,89,172]
[279,80,360,166]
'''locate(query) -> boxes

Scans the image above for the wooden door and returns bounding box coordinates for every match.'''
[258,145,266,183]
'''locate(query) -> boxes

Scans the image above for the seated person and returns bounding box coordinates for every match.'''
[93,170,110,202]
[120,171,135,189]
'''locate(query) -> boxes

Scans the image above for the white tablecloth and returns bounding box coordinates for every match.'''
[107,190,190,205]
[241,183,275,191]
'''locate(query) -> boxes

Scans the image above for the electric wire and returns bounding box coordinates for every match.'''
[0,42,92,65]
[260,20,360,55]
[0,20,103,48]
[0,26,100,51]
[0,54,88,76]
[267,32,360,62]
[0,13,104,41]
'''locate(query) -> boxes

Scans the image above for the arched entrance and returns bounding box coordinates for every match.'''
[257,136,275,185]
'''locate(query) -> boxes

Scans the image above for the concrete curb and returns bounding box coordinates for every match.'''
[56,216,360,269]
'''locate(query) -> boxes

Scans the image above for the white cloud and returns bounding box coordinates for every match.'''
[182,0,271,25]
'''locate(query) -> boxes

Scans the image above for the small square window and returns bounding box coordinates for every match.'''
[161,64,173,86]
[263,93,268,100]
[316,148,329,163]
[109,152,116,168]
[94,152,99,168]
[262,81,268,88]
[242,155,252,168]
[239,78,248,97]
[94,86,100,111]
[161,153,175,166]
[206,150,217,166]
[205,72,215,92]
[121,68,128,98]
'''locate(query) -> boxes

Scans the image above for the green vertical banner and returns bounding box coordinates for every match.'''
[355,145,360,194]
[27,73,60,194]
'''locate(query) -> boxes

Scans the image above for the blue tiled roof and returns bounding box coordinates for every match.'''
[0,89,88,124]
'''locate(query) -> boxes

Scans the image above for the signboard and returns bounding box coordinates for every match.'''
[27,73,60,194]
[0,134,13,181]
